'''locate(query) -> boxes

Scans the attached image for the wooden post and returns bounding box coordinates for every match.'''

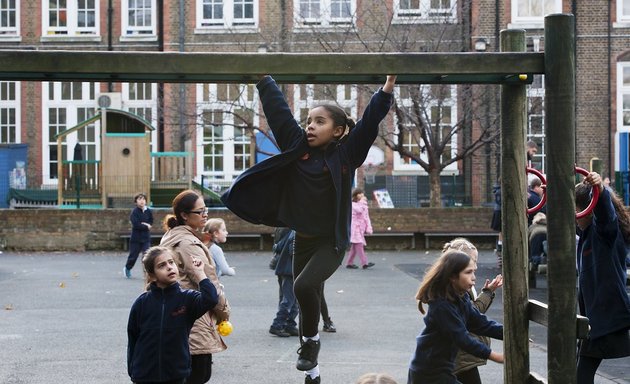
[544,14,577,384]
[500,28,530,384]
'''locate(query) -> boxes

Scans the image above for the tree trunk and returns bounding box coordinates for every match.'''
[429,168,442,207]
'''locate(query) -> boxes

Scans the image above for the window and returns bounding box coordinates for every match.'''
[0,0,19,38]
[122,82,157,152]
[122,0,156,37]
[197,83,258,185]
[393,0,456,23]
[196,0,257,30]
[393,84,458,173]
[511,0,561,26]
[617,0,630,24]
[43,81,99,182]
[0,82,19,143]
[295,84,356,131]
[43,0,98,36]
[294,0,354,28]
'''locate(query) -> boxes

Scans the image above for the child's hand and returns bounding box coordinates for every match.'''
[489,351,504,364]
[483,274,503,292]
[383,75,397,94]
[584,171,604,192]
[191,257,208,281]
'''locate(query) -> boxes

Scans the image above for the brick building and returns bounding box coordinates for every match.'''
[0,1,625,209]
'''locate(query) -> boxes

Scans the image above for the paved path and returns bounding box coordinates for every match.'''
[0,249,628,383]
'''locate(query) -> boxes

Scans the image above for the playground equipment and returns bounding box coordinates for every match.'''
[0,14,582,383]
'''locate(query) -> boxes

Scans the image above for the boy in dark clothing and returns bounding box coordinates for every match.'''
[124,193,154,278]
[269,228,299,337]
[127,246,218,384]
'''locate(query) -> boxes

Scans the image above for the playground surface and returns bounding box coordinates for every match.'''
[0,249,628,384]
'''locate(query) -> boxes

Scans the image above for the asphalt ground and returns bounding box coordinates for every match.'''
[0,249,628,384]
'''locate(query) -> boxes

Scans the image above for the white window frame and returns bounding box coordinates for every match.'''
[615,0,630,27]
[121,0,157,40]
[42,81,100,185]
[195,0,258,32]
[196,83,259,186]
[121,82,158,154]
[393,84,458,174]
[42,0,99,39]
[293,0,355,29]
[392,0,457,24]
[0,81,20,143]
[615,62,630,171]
[509,0,561,29]
[0,0,20,41]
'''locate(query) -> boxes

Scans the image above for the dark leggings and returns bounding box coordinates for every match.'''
[320,282,330,322]
[187,354,212,384]
[576,355,601,384]
[293,234,341,337]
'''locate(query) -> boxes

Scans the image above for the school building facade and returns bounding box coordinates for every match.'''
[0,0,627,210]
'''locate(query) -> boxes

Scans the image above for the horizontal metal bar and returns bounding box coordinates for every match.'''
[0,50,544,84]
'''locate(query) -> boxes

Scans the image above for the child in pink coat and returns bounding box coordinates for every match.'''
[346,188,374,269]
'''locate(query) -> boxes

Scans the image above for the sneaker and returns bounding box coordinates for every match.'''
[123,267,131,279]
[322,320,336,333]
[362,262,375,269]
[346,264,358,269]
[285,326,300,336]
[269,327,290,337]
[296,339,320,371]
[305,375,321,384]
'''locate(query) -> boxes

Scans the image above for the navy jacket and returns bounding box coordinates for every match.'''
[130,206,153,243]
[127,279,218,383]
[221,76,393,252]
[409,295,503,381]
[577,188,630,340]
[274,229,295,277]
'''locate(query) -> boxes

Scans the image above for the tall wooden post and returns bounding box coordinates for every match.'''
[545,14,577,384]
[500,29,530,384]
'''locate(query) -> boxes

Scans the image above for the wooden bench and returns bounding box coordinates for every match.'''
[366,232,416,249]
[423,231,499,249]
[118,232,265,251]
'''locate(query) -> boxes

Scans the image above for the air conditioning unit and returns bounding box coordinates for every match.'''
[97,92,122,109]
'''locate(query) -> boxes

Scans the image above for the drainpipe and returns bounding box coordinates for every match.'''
[179,0,186,151]
[157,0,165,152]
[107,0,113,92]
[607,0,613,175]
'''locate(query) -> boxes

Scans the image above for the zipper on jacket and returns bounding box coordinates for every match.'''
[159,294,165,381]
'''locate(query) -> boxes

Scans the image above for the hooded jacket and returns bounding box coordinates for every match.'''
[127,279,218,382]
[221,76,393,252]
[160,225,230,354]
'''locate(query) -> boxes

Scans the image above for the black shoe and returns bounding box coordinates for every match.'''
[296,339,320,371]
[305,375,321,384]
[362,262,375,269]
[286,326,300,336]
[346,264,358,269]
[322,320,336,333]
[269,327,290,337]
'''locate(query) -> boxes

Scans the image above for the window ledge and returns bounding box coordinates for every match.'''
[507,21,544,30]
[613,22,630,29]
[194,27,259,35]
[292,24,355,32]
[391,17,456,25]
[120,35,158,42]
[0,35,22,42]
[40,35,101,43]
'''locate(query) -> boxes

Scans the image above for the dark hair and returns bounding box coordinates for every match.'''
[576,183,630,244]
[142,246,174,275]
[415,250,472,314]
[352,188,364,202]
[313,104,356,137]
[134,193,147,202]
[163,189,202,231]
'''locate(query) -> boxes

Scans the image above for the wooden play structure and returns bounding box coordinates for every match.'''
[0,14,584,383]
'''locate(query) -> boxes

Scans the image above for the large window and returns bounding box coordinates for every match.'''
[122,83,157,152]
[0,81,19,143]
[197,83,258,186]
[43,82,99,182]
[43,0,99,36]
[393,84,458,173]
[393,0,456,23]
[0,0,19,38]
[294,0,354,28]
[617,0,630,24]
[122,0,156,37]
[511,0,561,27]
[196,0,257,30]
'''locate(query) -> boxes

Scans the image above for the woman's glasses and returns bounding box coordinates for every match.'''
[188,207,208,215]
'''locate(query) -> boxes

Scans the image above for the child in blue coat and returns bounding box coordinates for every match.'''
[222,75,396,384]
[408,250,504,384]
[127,246,218,384]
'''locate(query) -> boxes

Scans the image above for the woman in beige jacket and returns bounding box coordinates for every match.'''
[159,189,230,384]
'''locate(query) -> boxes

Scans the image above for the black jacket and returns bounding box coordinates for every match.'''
[221,76,393,251]
[127,279,218,382]
[130,206,153,243]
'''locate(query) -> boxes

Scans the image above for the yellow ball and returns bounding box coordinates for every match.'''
[519,74,528,81]
[217,320,233,336]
